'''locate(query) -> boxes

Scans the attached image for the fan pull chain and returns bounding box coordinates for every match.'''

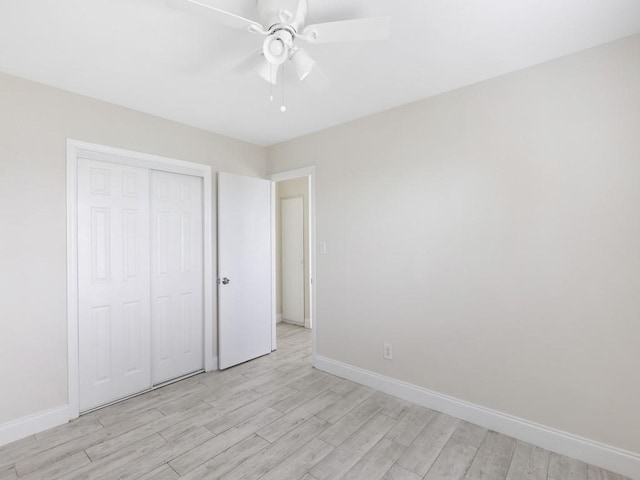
[269,65,274,101]
[280,64,287,112]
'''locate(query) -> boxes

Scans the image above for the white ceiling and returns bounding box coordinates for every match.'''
[1,0,639,146]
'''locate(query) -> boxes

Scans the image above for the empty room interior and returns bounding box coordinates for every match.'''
[1,0,640,479]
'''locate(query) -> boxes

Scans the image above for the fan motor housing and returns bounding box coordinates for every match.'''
[257,0,307,32]
[263,30,293,65]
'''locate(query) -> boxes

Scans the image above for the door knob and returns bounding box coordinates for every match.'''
[220,277,230,285]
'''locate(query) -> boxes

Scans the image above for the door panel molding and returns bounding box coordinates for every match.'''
[67,139,214,420]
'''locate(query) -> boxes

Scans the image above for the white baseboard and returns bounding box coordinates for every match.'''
[282,318,304,327]
[315,355,640,480]
[1,354,222,448]
[276,313,283,323]
[0,404,73,447]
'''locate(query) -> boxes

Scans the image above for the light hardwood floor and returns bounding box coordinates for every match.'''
[0,323,629,480]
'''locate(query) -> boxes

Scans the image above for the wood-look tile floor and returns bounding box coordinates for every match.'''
[0,323,630,480]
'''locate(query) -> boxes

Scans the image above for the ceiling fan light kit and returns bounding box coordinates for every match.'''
[257,59,279,85]
[289,47,315,80]
[263,29,294,65]
[180,0,390,107]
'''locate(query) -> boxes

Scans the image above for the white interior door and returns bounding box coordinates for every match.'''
[218,172,272,369]
[77,159,151,412]
[151,171,204,384]
[281,196,304,324]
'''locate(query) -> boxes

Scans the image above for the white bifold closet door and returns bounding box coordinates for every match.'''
[150,170,204,385]
[78,159,204,412]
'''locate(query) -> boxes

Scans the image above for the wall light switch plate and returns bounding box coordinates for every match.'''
[319,241,327,255]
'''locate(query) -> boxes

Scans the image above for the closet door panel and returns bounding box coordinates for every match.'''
[151,171,204,384]
[78,159,152,412]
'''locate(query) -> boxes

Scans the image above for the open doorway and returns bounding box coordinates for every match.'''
[270,167,316,363]
[276,178,311,329]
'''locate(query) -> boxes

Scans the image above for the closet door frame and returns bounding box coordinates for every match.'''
[66,139,214,419]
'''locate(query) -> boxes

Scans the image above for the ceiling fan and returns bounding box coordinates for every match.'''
[178,0,390,86]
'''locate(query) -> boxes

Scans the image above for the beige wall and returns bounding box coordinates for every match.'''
[2,31,640,460]
[267,34,640,454]
[0,72,266,425]
[275,177,311,323]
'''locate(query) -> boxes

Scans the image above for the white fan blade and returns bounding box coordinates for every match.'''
[176,0,267,34]
[301,17,390,44]
[232,50,263,75]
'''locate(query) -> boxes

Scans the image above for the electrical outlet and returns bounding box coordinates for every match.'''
[383,343,393,360]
